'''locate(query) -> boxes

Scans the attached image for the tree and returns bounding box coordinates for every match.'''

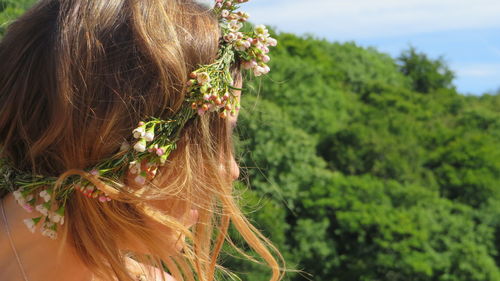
[398,47,456,93]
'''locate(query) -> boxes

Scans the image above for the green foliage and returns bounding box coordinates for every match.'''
[3,3,500,281]
[237,96,332,208]
[299,174,500,281]
[398,47,456,93]
[0,0,35,37]
[235,31,500,281]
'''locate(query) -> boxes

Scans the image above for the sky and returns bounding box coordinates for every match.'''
[239,0,500,95]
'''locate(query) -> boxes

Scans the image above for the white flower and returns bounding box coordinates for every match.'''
[257,34,269,43]
[13,190,23,201]
[228,21,242,32]
[254,24,269,36]
[144,131,154,142]
[41,228,57,240]
[133,139,147,152]
[132,126,146,139]
[196,72,211,85]
[235,40,250,52]
[223,33,237,43]
[49,212,64,225]
[129,161,141,174]
[41,221,57,239]
[221,9,230,18]
[35,204,49,216]
[39,190,51,202]
[23,218,37,233]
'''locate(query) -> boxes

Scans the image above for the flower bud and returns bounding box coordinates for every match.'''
[144,127,155,142]
[133,139,147,152]
[134,175,146,185]
[132,126,146,139]
[156,148,165,156]
[196,72,211,85]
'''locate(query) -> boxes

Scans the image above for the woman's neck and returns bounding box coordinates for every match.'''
[0,192,94,281]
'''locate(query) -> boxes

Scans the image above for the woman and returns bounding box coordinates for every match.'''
[0,0,281,280]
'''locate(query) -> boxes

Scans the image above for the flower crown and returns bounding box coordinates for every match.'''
[0,0,276,239]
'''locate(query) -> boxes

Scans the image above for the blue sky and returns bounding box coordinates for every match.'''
[240,0,500,95]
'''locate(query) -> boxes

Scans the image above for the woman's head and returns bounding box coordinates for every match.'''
[0,0,282,280]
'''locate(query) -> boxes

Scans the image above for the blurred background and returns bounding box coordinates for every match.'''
[2,1,500,280]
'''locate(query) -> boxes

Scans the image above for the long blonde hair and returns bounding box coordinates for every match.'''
[0,0,283,280]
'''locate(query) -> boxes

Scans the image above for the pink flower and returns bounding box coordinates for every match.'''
[156,148,165,156]
[253,65,270,76]
[22,204,34,213]
[242,60,258,70]
[267,37,278,47]
[134,175,146,185]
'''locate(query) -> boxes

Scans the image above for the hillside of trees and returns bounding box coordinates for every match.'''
[228,32,500,281]
[2,1,500,280]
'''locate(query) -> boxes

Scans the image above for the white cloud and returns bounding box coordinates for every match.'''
[454,63,500,78]
[244,0,500,39]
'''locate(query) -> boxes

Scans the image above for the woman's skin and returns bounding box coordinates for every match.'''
[0,90,241,281]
